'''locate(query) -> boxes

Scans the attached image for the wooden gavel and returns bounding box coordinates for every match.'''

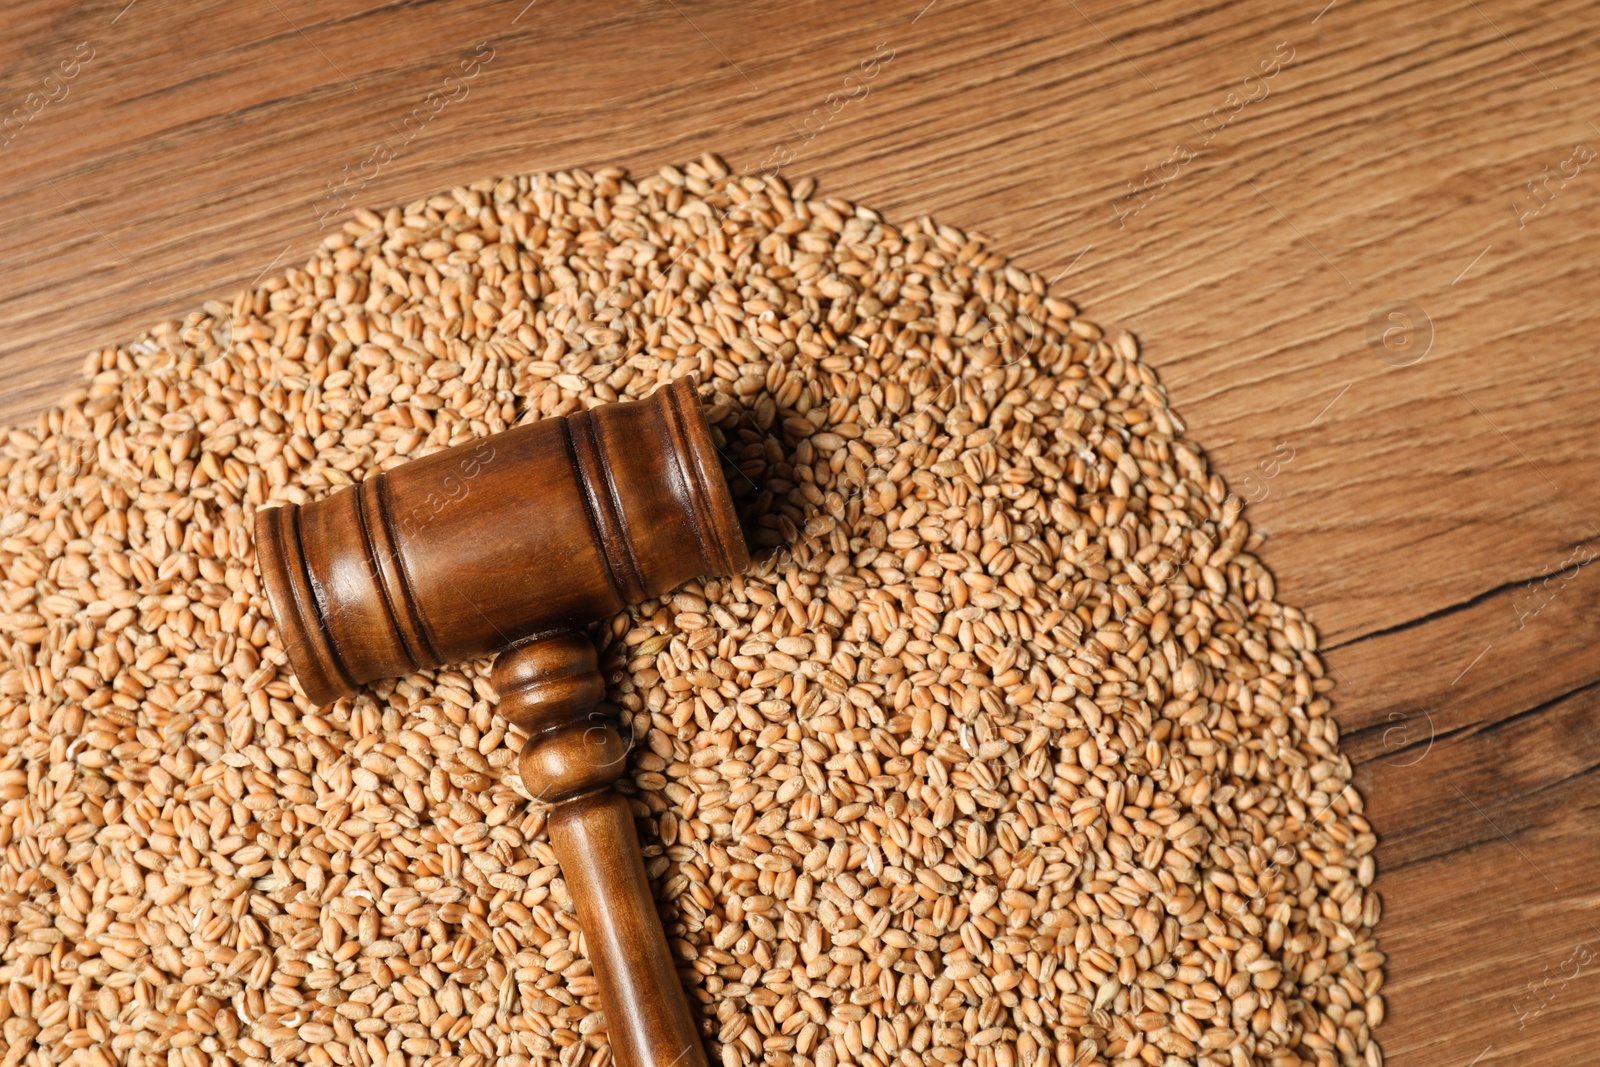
[254,377,748,1067]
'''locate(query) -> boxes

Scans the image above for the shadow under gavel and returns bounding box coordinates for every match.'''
[254,377,749,1067]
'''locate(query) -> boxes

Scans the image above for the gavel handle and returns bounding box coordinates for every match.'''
[494,634,708,1067]
[551,793,704,1067]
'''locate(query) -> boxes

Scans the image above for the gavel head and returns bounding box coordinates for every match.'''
[255,377,749,705]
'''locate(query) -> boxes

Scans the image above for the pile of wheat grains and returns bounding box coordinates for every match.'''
[0,156,1383,1067]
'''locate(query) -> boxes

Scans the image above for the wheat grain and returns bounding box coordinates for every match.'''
[0,156,1381,1067]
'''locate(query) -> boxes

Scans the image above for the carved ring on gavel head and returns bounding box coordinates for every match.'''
[253,377,749,1067]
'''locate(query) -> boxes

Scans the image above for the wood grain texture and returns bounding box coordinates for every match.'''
[5,1,1599,1063]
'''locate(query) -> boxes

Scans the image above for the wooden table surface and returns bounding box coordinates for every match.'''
[5,1,1599,1063]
